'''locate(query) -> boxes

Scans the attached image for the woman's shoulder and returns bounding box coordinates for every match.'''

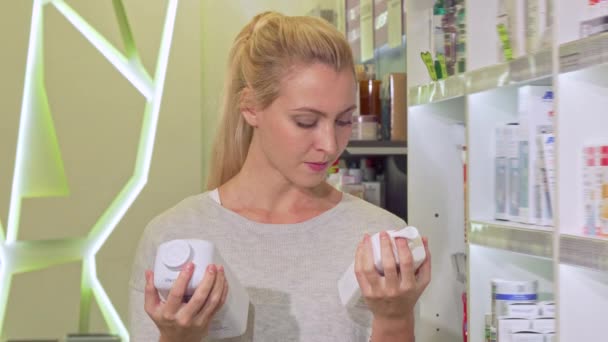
[143,191,219,238]
[336,192,406,230]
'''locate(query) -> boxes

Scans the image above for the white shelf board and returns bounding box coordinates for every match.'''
[409,49,553,106]
[559,32,608,74]
[559,234,608,272]
[469,220,554,259]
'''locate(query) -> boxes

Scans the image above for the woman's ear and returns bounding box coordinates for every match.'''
[240,87,259,128]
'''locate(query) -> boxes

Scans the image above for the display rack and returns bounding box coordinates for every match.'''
[407,1,608,341]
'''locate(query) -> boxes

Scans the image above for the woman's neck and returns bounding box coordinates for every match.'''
[217,146,341,224]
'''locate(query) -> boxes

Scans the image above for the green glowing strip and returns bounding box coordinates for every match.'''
[88,257,129,341]
[0,0,45,330]
[87,0,179,255]
[7,239,87,274]
[51,0,154,99]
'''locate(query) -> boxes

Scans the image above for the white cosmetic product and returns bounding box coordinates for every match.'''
[504,302,540,318]
[531,317,555,333]
[349,168,364,184]
[338,226,426,307]
[497,317,532,342]
[583,146,600,236]
[506,124,521,221]
[517,86,553,225]
[508,0,527,58]
[538,301,555,318]
[362,181,386,208]
[495,125,509,221]
[600,145,608,236]
[154,240,250,339]
[492,279,538,324]
[537,133,555,226]
[510,331,544,342]
[525,0,547,54]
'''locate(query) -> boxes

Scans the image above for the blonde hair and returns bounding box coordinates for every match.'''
[206,11,355,189]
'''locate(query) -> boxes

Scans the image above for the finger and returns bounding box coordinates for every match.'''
[362,233,381,287]
[181,264,217,319]
[379,231,399,288]
[219,280,229,307]
[395,238,416,289]
[354,237,372,295]
[144,270,161,317]
[196,264,226,324]
[415,237,432,293]
[211,273,230,317]
[165,262,195,314]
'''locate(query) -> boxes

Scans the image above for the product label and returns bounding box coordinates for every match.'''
[494,294,538,301]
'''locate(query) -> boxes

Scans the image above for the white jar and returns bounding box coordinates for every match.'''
[351,115,378,141]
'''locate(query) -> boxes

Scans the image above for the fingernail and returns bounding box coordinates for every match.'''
[364,234,371,242]
[144,270,151,282]
[208,264,216,273]
[218,265,225,273]
[185,262,194,272]
[380,231,389,240]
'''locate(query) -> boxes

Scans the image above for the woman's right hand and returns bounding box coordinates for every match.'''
[144,262,229,342]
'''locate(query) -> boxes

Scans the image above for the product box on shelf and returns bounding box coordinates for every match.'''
[601,145,608,236]
[362,181,386,208]
[517,86,553,225]
[525,0,549,54]
[503,302,540,318]
[510,331,544,342]
[537,133,555,226]
[538,301,555,317]
[497,0,526,60]
[531,317,555,333]
[506,124,521,221]
[496,125,509,220]
[497,317,532,342]
[583,145,602,236]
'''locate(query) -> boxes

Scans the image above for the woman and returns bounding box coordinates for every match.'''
[129,11,431,342]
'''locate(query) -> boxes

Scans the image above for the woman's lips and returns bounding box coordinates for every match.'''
[306,162,329,172]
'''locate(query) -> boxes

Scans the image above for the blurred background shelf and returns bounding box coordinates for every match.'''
[560,234,608,272]
[560,32,608,74]
[469,220,554,259]
[344,140,407,155]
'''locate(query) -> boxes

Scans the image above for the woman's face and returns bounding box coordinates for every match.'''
[252,62,356,188]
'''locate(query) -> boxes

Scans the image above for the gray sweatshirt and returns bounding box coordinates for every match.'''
[128,190,405,341]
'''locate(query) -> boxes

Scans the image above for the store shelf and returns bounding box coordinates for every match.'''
[469,220,553,259]
[344,140,407,156]
[560,32,608,74]
[560,234,608,272]
[410,49,553,106]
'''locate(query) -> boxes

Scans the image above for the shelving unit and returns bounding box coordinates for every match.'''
[407,1,608,342]
[344,140,407,156]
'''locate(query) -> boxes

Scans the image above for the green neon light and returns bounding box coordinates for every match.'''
[0,1,179,340]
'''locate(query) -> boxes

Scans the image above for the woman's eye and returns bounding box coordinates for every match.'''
[336,119,352,127]
[296,121,317,128]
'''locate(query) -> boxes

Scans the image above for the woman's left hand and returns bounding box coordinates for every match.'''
[354,231,431,322]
